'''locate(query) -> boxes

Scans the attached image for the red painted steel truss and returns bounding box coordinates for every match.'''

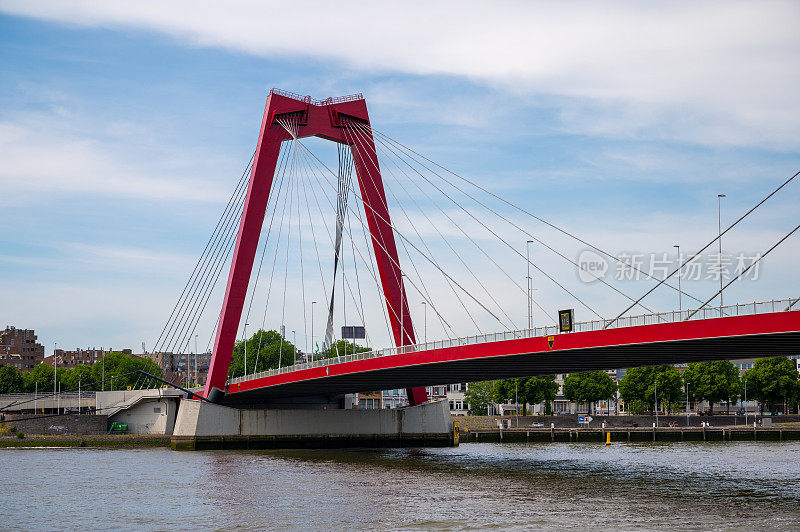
[202,90,428,405]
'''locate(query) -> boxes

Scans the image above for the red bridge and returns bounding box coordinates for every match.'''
[152,89,800,407]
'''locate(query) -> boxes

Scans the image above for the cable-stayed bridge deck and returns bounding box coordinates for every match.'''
[221,299,800,405]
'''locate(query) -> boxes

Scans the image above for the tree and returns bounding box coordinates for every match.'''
[91,351,162,390]
[0,365,24,393]
[228,329,297,378]
[23,363,55,393]
[490,377,560,415]
[744,357,800,414]
[619,365,682,413]
[492,378,523,406]
[59,364,95,392]
[563,371,617,415]
[524,376,560,415]
[683,360,740,414]
[464,381,493,415]
[319,339,370,360]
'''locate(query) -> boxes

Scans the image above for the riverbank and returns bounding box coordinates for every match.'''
[0,434,171,448]
[455,413,800,430]
[462,425,800,443]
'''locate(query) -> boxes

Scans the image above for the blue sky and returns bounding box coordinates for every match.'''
[1,1,799,354]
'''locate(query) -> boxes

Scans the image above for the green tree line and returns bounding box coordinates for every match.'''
[0,351,162,394]
[462,357,800,416]
[228,330,371,378]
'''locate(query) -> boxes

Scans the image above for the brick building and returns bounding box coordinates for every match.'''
[43,348,132,369]
[0,326,44,371]
[143,352,212,388]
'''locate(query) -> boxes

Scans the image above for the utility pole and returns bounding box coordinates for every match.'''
[526,240,534,330]
[674,244,681,314]
[717,194,726,311]
[515,380,519,428]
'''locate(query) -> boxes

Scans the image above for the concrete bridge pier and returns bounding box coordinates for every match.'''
[170,398,454,450]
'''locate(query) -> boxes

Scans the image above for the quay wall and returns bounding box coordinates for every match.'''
[457,414,800,430]
[463,426,800,443]
[0,414,108,435]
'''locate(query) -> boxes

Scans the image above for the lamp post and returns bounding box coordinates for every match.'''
[311,301,317,357]
[744,377,748,425]
[421,302,427,344]
[526,240,534,330]
[244,322,249,376]
[654,380,659,428]
[717,194,726,311]
[53,342,58,415]
[400,273,406,348]
[194,334,198,388]
[685,380,690,427]
[674,244,681,315]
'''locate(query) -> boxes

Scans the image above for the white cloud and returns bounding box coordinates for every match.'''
[0,113,230,203]
[1,0,798,148]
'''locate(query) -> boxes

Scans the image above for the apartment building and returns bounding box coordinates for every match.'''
[0,326,44,371]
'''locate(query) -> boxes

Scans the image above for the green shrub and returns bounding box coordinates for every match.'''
[16,431,24,439]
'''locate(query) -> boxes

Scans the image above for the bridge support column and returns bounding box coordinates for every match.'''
[171,398,453,449]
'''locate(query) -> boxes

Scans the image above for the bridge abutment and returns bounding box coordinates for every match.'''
[171,398,454,450]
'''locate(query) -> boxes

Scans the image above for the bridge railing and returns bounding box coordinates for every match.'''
[228,297,798,385]
[269,88,365,106]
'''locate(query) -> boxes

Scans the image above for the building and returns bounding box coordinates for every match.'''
[0,326,44,371]
[355,391,382,409]
[143,351,212,387]
[446,383,468,415]
[381,388,407,409]
[43,347,132,369]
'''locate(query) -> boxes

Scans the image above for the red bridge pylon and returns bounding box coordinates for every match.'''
[203,89,428,406]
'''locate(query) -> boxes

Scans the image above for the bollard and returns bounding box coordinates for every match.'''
[605,431,611,446]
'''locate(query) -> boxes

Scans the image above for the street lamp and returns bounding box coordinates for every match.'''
[674,245,681,314]
[526,241,534,330]
[53,342,57,415]
[685,380,690,427]
[744,376,748,425]
[243,322,249,376]
[421,302,427,344]
[194,334,198,388]
[717,194,726,310]
[311,301,317,357]
[400,273,407,348]
[654,380,659,428]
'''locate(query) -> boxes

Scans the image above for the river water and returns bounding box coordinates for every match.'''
[2,442,799,530]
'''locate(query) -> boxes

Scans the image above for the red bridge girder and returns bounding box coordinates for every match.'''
[221,310,800,404]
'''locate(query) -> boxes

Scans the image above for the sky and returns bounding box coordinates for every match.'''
[1,1,799,355]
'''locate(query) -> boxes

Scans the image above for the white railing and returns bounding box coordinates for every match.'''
[228,297,798,385]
